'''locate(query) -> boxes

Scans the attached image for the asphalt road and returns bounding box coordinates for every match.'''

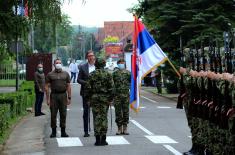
[44,83,191,155]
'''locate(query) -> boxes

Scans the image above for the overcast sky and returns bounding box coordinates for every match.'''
[61,0,139,27]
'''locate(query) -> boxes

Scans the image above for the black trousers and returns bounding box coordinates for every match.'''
[35,89,44,115]
[82,97,90,133]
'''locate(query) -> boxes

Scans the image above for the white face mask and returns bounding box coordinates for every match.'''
[55,64,62,70]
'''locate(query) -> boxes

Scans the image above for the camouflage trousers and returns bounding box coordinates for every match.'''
[50,92,67,128]
[114,95,129,127]
[225,116,235,155]
[91,94,109,136]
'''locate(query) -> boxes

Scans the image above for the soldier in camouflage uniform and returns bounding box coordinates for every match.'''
[227,75,235,155]
[113,59,131,135]
[85,58,114,146]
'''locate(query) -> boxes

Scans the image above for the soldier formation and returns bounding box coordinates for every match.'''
[177,43,235,155]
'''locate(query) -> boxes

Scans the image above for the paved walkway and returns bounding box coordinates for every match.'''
[0,87,16,93]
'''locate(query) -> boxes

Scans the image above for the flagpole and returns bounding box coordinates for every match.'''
[166,58,181,77]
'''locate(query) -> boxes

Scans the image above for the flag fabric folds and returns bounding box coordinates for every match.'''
[130,16,168,111]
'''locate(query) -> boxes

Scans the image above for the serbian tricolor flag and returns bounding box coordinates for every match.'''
[130,16,168,111]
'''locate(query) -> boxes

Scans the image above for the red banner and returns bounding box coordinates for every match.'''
[105,44,123,56]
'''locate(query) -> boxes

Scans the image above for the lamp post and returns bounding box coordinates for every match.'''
[14,2,19,91]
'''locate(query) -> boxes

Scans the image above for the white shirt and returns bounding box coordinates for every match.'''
[88,63,95,73]
[69,63,79,73]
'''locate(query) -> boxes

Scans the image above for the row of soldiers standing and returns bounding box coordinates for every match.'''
[177,45,235,155]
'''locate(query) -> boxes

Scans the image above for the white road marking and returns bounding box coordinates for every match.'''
[141,96,158,103]
[163,145,182,155]
[67,108,70,111]
[157,106,171,109]
[106,136,130,145]
[139,106,146,109]
[57,137,83,147]
[81,108,83,111]
[188,136,192,138]
[130,120,154,135]
[145,135,178,144]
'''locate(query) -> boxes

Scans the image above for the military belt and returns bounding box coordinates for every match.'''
[51,91,66,94]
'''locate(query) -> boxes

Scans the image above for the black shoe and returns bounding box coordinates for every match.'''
[100,135,108,146]
[40,112,45,115]
[61,128,69,137]
[50,128,56,138]
[84,133,90,137]
[94,135,101,146]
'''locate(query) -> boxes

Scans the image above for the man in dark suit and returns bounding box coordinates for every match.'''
[77,50,96,137]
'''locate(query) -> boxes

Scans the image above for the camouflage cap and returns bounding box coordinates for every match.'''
[95,58,106,69]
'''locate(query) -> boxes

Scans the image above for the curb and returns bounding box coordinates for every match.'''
[143,89,178,102]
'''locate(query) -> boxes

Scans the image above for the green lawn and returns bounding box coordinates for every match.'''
[0,79,23,87]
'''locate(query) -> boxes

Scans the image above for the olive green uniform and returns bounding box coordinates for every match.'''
[46,70,70,128]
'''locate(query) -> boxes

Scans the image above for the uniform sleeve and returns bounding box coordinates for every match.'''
[107,72,114,101]
[45,73,51,83]
[66,72,71,83]
[231,83,235,107]
[84,74,93,100]
[128,71,131,83]
[34,72,40,89]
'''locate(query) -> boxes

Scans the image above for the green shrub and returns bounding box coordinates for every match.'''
[0,81,35,144]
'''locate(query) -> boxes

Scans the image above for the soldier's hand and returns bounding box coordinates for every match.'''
[227,108,235,118]
[67,99,71,105]
[47,99,50,106]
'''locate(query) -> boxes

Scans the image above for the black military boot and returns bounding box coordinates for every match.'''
[197,144,205,155]
[100,135,108,146]
[50,128,56,138]
[183,144,198,155]
[61,127,69,137]
[122,125,129,135]
[94,135,101,146]
[116,126,122,135]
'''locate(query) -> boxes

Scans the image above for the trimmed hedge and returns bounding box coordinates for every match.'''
[0,81,35,144]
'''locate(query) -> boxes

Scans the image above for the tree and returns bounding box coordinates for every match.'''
[103,36,119,44]
[34,14,73,52]
[129,0,235,92]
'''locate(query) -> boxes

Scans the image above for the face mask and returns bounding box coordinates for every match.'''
[55,64,62,70]
[38,67,43,72]
[117,64,125,69]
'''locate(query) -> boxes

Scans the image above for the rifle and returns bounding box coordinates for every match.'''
[200,43,208,119]
[220,80,231,129]
[177,75,185,109]
[188,48,197,117]
[177,37,185,109]
[208,43,217,123]
[194,45,201,118]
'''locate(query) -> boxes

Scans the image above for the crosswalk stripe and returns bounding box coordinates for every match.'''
[141,96,158,103]
[157,106,171,109]
[55,135,180,149]
[130,120,154,136]
[106,136,130,145]
[163,145,182,155]
[57,137,83,147]
[145,135,178,144]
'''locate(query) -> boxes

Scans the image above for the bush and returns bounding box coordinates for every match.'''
[0,81,35,144]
